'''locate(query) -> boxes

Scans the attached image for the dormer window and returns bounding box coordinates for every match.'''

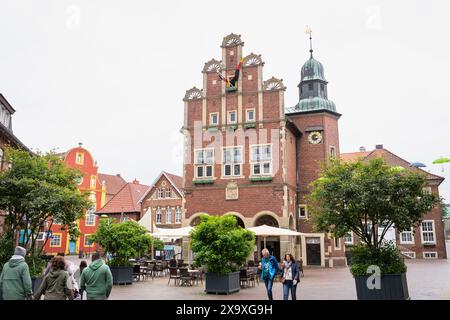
[0,104,11,129]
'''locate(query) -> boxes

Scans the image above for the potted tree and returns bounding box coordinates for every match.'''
[308,158,436,300]
[91,219,152,285]
[190,215,255,294]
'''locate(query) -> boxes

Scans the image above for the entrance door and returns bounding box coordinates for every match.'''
[306,237,321,266]
[69,240,76,255]
[260,241,280,262]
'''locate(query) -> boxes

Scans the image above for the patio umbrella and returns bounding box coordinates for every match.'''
[247,224,303,248]
[432,157,450,164]
[410,162,426,168]
[432,157,450,172]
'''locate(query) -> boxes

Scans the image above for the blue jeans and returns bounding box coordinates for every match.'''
[283,280,297,300]
[263,277,274,300]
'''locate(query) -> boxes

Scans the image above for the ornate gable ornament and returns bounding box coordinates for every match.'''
[183,87,203,101]
[263,77,286,91]
[221,33,244,48]
[243,53,264,67]
[202,59,223,73]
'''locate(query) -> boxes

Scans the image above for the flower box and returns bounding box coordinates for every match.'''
[193,179,214,185]
[244,123,256,129]
[250,176,273,182]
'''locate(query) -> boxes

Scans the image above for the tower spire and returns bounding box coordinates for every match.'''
[305,25,313,58]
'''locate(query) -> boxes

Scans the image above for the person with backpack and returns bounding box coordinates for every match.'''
[0,246,33,300]
[258,248,279,300]
[80,252,113,300]
[34,256,74,300]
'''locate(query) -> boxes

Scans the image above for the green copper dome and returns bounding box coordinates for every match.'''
[292,97,336,113]
[301,56,327,82]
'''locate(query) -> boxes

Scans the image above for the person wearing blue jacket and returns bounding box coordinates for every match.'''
[258,248,279,300]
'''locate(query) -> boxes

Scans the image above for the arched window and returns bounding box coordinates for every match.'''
[90,176,96,188]
[156,208,162,224]
[175,207,182,224]
[166,207,172,224]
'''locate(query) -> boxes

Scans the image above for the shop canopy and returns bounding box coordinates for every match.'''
[247,224,303,247]
[150,226,194,239]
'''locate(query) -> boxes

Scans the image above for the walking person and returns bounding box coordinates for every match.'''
[258,248,279,300]
[281,253,300,300]
[74,260,87,300]
[0,246,33,300]
[34,256,74,300]
[80,252,113,300]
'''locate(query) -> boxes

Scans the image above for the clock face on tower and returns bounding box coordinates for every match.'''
[308,131,323,144]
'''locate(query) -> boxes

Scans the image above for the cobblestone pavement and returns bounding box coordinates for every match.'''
[66,243,450,300]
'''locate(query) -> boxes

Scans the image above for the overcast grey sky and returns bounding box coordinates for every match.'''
[1,0,449,200]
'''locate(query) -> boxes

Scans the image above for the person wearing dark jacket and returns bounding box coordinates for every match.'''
[80,252,113,300]
[281,253,300,300]
[0,246,33,300]
[34,256,74,300]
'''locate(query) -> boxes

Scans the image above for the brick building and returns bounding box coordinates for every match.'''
[138,171,184,233]
[341,145,447,259]
[96,179,149,222]
[0,94,31,234]
[181,33,345,265]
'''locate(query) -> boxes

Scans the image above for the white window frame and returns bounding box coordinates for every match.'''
[422,187,432,195]
[175,207,182,224]
[400,228,414,244]
[209,112,219,126]
[401,251,416,259]
[228,110,237,124]
[421,220,436,244]
[166,207,172,224]
[50,234,61,247]
[85,213,96,226]
[222,146,243,177]
[344,232,354,245]
[157,188,164,199]
[423,252,438,259]
[194,148,214,179]
[298,204,308,219]
[165,188,171,198]
[156,207,162,224]
[246,109,255,122]
[334,237,341,250]
[36,232,46,241]
[250,144,272,176]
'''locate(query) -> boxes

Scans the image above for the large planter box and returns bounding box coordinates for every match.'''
[354,273,409,300]
[110,266,133,285]
[205,272,240,294]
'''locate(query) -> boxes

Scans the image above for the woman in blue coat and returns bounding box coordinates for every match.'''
[259,248,279,300]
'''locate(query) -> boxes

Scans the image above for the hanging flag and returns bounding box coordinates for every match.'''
[216,58,244,88]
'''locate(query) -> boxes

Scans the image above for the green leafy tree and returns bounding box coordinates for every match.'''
[308,158,437,275]
[91,219,152,267]
[190,215,255,275]
[0,147,90,274]
[153,237,164,251]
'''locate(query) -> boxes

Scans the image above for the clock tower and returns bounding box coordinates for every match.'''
[286,33,343,267]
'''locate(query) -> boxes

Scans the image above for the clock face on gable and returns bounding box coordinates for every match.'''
[308,131,323,144]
